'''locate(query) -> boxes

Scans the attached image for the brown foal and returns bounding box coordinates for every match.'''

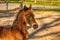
[0,5,38,40]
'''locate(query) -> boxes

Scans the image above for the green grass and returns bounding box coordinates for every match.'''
[1,0,60,6]
[0,10,7,13]
[34,9,60,12]
[2,0,19,1]
[45,1,60,6]
[0,9,60,13]
[23,1,60,6]
[2,0,20,3]
[23,1,44,5]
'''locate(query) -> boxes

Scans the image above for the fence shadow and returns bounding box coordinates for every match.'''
[0,12,15,18]
[29,15,60,38]
[29,31,60,39]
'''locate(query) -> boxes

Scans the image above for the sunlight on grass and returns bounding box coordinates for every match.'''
[1,0,60,6]
[23,1,60,6]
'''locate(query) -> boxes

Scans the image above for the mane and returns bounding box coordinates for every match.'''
[13,7,29,23]
[16,7,29,20]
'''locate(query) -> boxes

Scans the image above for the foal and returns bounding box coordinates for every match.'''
[0,5,38,40]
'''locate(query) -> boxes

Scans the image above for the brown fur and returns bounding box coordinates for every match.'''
[0,5,38,40]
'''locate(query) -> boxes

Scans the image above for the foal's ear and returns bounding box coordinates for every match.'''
[24,5,27,10]
[29,4,32,10]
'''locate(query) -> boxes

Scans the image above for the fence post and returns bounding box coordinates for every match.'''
[20,0,23,9]
[6,1,8,12]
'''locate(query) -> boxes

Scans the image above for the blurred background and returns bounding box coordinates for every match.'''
[0,0,60,40]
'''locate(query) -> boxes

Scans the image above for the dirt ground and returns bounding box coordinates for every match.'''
[0,11,60,40]
[28,11,60,40]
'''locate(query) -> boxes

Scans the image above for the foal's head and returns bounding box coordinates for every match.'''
[18,5,38,29]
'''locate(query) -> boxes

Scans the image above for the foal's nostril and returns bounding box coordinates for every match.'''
[33,24,38,29]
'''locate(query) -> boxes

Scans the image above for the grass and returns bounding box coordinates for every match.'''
[0,10,7,13]
[34,9,60,12]
[2,0,19,1]
[23,1,60,6]
[0,9,60,13]
[2,0,20,3]
[1,0,60,6]
[23,1,44,5]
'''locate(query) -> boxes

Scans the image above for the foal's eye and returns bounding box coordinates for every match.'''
[27,15,30,18]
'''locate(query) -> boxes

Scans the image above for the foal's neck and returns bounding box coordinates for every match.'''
[12,16,26,30]
[12,9,27,29]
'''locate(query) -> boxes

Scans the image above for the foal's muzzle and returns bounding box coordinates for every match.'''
[33,24,38,29]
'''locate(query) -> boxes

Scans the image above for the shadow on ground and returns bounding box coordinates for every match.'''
[30,31,60,39]
[0,12,15,18]
[29,15,60,38]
